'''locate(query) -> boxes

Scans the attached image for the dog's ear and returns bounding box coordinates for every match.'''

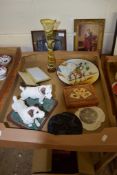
[28,109,34,117]
[40,87,46,94]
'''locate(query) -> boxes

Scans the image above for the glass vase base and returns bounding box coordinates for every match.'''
[47,66,56,72]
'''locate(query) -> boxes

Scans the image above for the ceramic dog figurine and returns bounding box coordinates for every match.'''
[12,96,45,127]
[20,84,52,104]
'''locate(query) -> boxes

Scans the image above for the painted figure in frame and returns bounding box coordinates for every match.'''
[78,24,98,51]
[36,32,63,51]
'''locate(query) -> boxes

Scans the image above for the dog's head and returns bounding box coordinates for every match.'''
[40,85,52,99]
[27,106,45,119]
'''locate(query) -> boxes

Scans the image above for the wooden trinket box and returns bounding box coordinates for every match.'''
[63,84,99,108]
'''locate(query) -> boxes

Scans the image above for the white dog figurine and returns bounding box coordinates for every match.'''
[20,84,52,104]
[12,96,45,127]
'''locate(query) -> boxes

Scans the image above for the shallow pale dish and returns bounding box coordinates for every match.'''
[0,66,7,80]
[75,106,105,131]
[0,66,7,74]
[57,59,99,85]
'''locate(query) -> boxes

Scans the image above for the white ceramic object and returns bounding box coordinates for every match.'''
[0,66,7,80]
[20,84,52,104]
[57,59,99,85]
[0,55,11,66]
[75,106,105,131]
[12,96,45,127]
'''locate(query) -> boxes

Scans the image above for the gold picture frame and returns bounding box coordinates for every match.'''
[111,20,117,55]
[74,19,105,53]
[31,30,67,51]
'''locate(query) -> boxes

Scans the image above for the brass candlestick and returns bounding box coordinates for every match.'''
[40,19,56,72]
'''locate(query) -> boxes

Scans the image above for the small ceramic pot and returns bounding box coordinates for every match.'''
[0,55,12,66]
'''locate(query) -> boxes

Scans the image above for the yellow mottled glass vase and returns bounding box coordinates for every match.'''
[40,19,56,72]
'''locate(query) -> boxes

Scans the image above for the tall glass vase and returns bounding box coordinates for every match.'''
[40,19,56,72]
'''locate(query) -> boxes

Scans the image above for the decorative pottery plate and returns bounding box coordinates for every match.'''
[75,106,105,131]
[57,59,99,85]
[0,66,7,80]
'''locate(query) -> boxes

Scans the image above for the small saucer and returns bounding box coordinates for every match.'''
[0,75,6,81]
[0,66,7,75]
[75,106,105,131]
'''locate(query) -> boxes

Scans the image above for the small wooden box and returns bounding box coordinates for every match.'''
[63,84,99,108]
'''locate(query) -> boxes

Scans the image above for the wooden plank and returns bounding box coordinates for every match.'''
[78,152,95,175]
[32,149,52,173]
[0,124,117,152]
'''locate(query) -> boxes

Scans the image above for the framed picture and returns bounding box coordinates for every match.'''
[74,19,105,53]
[31,30,66,51]
[111,20,117,55]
